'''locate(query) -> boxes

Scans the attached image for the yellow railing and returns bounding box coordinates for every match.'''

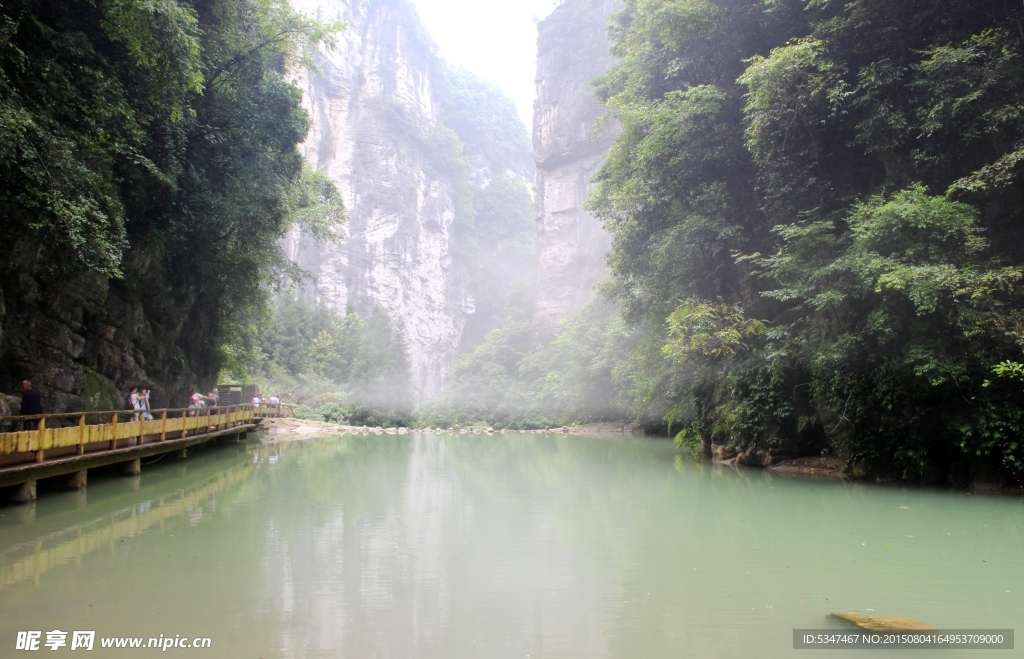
[253,403,293,419]
[0,405,254,460]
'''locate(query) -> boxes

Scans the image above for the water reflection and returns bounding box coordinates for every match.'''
[0,434,1022,659]
[0,442,282,591]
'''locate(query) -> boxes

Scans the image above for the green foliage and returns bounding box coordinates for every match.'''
[294,402,348,425]
[443,67,531,171]
[417,297,636,430]
[991,361,1024,383]
[590,0,1024,482]
[664,300,767,362]
[251,296,413,419]
[0,0,345,390]
[288,169,348,243]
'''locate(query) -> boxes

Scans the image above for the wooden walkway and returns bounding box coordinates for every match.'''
[253,403,294,419]
[0,405,256,502]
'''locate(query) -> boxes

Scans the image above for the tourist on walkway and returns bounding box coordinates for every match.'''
[252,394,261,409]
[129,386,141,422]
[269,395,280,409]
[141,388,154,421]
[205,387,219,408]
[188,388,204,416]
[19,380,42,430]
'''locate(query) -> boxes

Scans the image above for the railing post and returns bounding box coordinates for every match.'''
[160,410,167,441]
[110,413,118,450]
[35,416,46,462]
[78,414,86,455]
[181,409,187,439]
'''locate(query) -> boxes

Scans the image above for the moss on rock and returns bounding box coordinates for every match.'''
[0,392,18,416]
[82,368,121,412]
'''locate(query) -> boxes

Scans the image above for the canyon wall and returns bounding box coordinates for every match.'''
[286,0,532,400]
[0,244,202,414]
[532,0,620,333]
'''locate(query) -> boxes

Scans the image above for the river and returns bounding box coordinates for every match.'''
[0,433,1021,658]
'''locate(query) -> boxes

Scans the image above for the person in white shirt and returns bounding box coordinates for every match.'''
[141,389,154,420]
[269,395,280,408]
[188,388,204,416]
[252,395,261,409]
[129,387,141,422]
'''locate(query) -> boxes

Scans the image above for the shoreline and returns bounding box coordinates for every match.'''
[253,418,1023,494]
[255,418,645,439]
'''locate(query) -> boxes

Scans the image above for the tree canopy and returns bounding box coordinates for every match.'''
[0,0,344,394]
[585,0,1024,481]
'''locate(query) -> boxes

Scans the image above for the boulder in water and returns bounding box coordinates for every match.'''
[711,444,738,462]
[831,613,935,632]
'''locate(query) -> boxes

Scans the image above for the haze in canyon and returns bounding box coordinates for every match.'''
[282,0,619,400]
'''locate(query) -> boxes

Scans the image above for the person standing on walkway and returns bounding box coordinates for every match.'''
[188,388,203,416]
[19,380,42,430]
[141,388,154,421]
[129,386,142,422]
[205,387,219,408]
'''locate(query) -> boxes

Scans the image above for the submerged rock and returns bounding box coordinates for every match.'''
[771,457,847,479]
[711,444,738,462]
[831,613,935,632]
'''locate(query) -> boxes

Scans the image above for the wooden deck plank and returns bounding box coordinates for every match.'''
[0,423,256,488]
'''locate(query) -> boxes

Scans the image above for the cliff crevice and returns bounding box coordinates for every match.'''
[532,0,621,333]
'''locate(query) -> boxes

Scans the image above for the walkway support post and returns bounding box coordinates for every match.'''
[121,459,141,477]
[12,480,36,503]
[64,470,87,490]
[35,417,46,463]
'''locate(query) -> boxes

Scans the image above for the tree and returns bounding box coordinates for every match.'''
[588,0,1024,481]
[0,0,344,395]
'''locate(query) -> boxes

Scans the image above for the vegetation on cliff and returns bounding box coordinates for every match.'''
[426,0,1024,485]
[240,297,413,427]
[0,0,343,406]
[578,0,1024,482]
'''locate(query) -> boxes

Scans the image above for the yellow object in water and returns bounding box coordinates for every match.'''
[831,612,935,632]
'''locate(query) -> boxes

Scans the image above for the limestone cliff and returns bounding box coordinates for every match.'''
[285,0,532,399]
[533,0,620,333]
[0,247,197,414]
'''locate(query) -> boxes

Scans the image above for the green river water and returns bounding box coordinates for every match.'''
[0,433,1021,658]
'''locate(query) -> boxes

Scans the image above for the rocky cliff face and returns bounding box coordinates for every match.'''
[0,246,194,414]
[533,0,620,333]
[285,0,531,400]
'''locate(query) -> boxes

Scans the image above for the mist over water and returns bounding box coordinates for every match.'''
[1,434,1021,658]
